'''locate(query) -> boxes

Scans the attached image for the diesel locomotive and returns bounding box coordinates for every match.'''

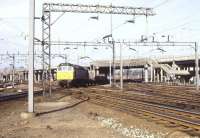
[56,63,109,87]
[56,63,92,87]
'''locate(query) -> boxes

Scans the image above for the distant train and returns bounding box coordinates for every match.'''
[56,63,108,87]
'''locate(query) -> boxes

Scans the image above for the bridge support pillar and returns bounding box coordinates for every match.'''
[9,74,12,82]
[160,69,163,82]
[157,70,160,83]
[24,72,28,81]
[95,67,99,76]
[150,64,153,82]
[153,69,156,82]
[18,73,21,83]
[38,71,42,82]
[144,64,148,83]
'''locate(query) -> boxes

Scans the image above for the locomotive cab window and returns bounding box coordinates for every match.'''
[58,65,74,71]
[67,66,73,71]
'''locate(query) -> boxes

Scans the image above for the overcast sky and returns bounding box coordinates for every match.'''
[0,0,200,68]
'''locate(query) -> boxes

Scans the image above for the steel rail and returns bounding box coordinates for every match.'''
[72,88,200,132]
[89,87,200,109]
[93,86,200,103]
[0,90,43,102]
[89,99,200,131]
[87,91,200,117]
[125,83,200,101]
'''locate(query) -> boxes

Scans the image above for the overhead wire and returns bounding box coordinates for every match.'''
[89,0,167,42]
[155,21,192,35]
[151,0,200,35]
[0,17,28,45]
[153,0,172,8]
[153,13,200,36]
[0,17,26,33]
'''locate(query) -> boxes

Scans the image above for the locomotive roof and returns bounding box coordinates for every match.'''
[58,63,88,70]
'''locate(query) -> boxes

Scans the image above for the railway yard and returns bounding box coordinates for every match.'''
[0,83,199,138]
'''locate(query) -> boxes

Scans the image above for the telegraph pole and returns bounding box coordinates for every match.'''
[28,0,35,113]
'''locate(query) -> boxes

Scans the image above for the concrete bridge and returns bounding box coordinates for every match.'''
[90,55,200,84]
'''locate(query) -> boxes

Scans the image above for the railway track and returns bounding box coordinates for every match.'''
[124,83,200,109]
[125,83,200,101]
[72,87,200,136]
[90,87,200,111]
[95,83,200,110]
[0,90,43,102]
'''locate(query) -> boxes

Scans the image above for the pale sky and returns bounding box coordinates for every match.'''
[0,0,200,68]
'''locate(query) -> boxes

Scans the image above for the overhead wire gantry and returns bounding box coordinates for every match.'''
[40,3,155,95]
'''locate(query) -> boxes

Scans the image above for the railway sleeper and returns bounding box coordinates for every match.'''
[74,90,200,134]
[87,88,200,110]
[87,92,200,120]
[88,99,200,135]
[87,96,200,131]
